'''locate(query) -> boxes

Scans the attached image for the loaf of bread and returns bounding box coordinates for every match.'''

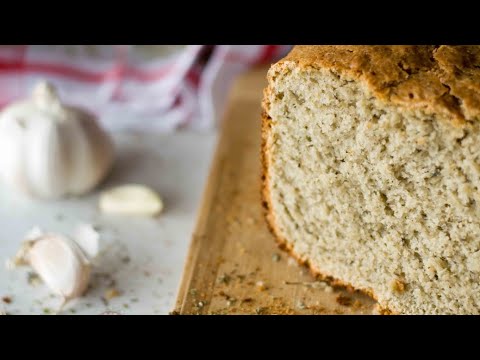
[262,45,480,314]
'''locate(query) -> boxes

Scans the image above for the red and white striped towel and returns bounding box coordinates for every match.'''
[0,45,291,132]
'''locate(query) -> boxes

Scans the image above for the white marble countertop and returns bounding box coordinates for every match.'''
[0,130,217,315]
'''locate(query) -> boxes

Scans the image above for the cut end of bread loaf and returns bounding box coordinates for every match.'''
[262,46,480,314]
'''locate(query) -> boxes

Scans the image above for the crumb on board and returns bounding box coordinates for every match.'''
[101,311,120,315]
[226,299,236,306]
[103,288,121,302]
[283,280,330,290]
[194,300,208,311]
[296,301,306,310]
[218,290,237,306]
[272,253,281,262]
[27,272,42,287]
[206,295,334,315]
[255,281,268,291]
[1,296,12,304]
[43,307,53,315]
[241,297,254,304]
[217,273,231,285]
[255,307,266,314]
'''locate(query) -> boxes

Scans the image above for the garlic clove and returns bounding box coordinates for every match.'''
[8,226,100,307]
[72,223,100,260]
[27,235,91,301]
[99,184,164,216]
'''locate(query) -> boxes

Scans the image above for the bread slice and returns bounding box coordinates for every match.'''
[262,45,480,314]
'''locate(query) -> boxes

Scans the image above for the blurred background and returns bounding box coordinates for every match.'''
[0,45,291,132]
[0,45,291,315]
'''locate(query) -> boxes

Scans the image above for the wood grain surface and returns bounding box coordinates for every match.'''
[174,67,376,315]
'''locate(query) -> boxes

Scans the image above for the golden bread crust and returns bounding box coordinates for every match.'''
[276,45,480,125]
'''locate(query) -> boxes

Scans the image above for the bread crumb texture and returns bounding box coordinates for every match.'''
[263,45,480,314]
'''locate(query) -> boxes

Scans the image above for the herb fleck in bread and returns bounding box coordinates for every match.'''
[262,46,480,314]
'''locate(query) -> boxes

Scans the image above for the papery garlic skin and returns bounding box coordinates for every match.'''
[72,223,100,259]
[27,235,91,300]
[0,82,114,199]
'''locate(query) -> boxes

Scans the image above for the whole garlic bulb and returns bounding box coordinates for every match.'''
[0,82,114,199]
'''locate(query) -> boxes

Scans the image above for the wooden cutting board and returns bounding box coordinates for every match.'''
[174,67,376,315]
